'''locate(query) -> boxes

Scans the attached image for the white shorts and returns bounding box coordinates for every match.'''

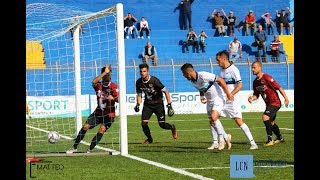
[206,98,225,118]
[220,100,242,119]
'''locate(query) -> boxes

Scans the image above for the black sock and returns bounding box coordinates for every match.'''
[142,123,153,142]
[159,122,172,130]
[272,123,282,139]
[73,128,87,149]
[263,120,273,141]
[89,132,103,150]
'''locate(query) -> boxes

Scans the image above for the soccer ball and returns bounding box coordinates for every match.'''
[47,131,60,144]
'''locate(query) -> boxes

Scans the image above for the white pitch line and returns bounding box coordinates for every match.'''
[124,154,214,180]
[280,128,294,131]
[182,165,294,170]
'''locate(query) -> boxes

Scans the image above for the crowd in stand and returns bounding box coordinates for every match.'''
[122,0,293,64]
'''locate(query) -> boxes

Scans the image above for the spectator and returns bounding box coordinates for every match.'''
[198,30,208,53]
[183,27,199,53]
[142,41,158,66]
[269,35,282,62]
[254,25,268,62]
[245,10,256,36]
[124,13,139,39]
[276,7,292,35]
[227,11,237,36]
[181,0,194,29]
[174,1,186,30]
[139,17,150,39]
[211,8,227,37]
[228,37,243,63]
[261,12,275,35]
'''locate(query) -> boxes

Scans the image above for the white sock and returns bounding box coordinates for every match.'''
[240,123,256,145]
[214,119,228,142]
[210,125,218,144]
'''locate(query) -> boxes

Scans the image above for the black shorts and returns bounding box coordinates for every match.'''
[86,112,114,130]
[263,105,280,121]
[141,103,165,122]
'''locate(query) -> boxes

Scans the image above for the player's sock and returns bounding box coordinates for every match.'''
[89,132,103,150]
[240,123,256,145]
[73,128,87,149]
[213,119,227,142]
[263,120,273,141]
[210,125,218,144]
[215,119,229,141]
[142,123,153,142]
[272,123,282,139]
[159,122,172,130]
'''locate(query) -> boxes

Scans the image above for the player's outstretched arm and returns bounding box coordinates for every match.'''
[92,64,111,84]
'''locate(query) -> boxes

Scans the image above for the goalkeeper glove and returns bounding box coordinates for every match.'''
[167,103,174,117]
[134,103,140,112]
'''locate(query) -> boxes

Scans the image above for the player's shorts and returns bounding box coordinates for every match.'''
[264,105,280,121]
[86,112,115,130]
[221,100,242,119]
[142,103,165,122]
[206,97,225,118]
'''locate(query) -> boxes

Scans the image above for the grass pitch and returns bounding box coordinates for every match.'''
[26,111,294,179]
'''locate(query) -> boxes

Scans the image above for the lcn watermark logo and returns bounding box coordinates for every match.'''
[230,155,254,178]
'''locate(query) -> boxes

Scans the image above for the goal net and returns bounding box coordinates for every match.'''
[26,3,127,157]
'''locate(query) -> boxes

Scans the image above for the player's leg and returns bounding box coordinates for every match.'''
[154,103,178,139]
[210,100,231,150]
[208,117,219,150]
[262,105,278,146]
[141,104,154,144]
[66,113,96,154]
[268,106,284,144]
[207,103,219,150]
[225,101,258,149]
[87,116,114,152]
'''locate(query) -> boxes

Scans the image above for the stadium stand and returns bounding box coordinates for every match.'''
[26,0,294,95]
[26,41,46,69]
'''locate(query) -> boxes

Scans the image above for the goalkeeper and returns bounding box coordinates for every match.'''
[134,63,177,144]
[67,64,118,154]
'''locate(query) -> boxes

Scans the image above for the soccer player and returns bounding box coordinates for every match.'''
[214,50,258,150]
[66,64,118,154]
[248,61,289,146]
[134,63,177,144]
[181,63,233,150]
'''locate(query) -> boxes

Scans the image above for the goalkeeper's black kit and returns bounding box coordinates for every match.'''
[135,75,177,143]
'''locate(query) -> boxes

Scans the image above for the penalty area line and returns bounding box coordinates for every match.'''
[124,154,214,180]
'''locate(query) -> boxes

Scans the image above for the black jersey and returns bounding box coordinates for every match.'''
[136,75,165,104]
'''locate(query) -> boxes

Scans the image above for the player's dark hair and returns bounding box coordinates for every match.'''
[216,50,229,59]
[181,63,194,71]
[139,63,149,70]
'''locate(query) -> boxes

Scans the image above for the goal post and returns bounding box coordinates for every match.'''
[26,3,127,156]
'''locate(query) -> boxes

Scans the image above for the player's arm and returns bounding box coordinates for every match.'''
[107,84,119,103]
[231,69,243,95]
[162,87,172,104]
[278,87,289,107]
[216,76,234,101]
[248,86,259,103]
[199,91,206,104]
[162,87,174,117]
[92,64,111,85]
[134,93,142,112]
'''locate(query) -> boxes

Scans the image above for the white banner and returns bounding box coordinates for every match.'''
[27,90,294,118]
